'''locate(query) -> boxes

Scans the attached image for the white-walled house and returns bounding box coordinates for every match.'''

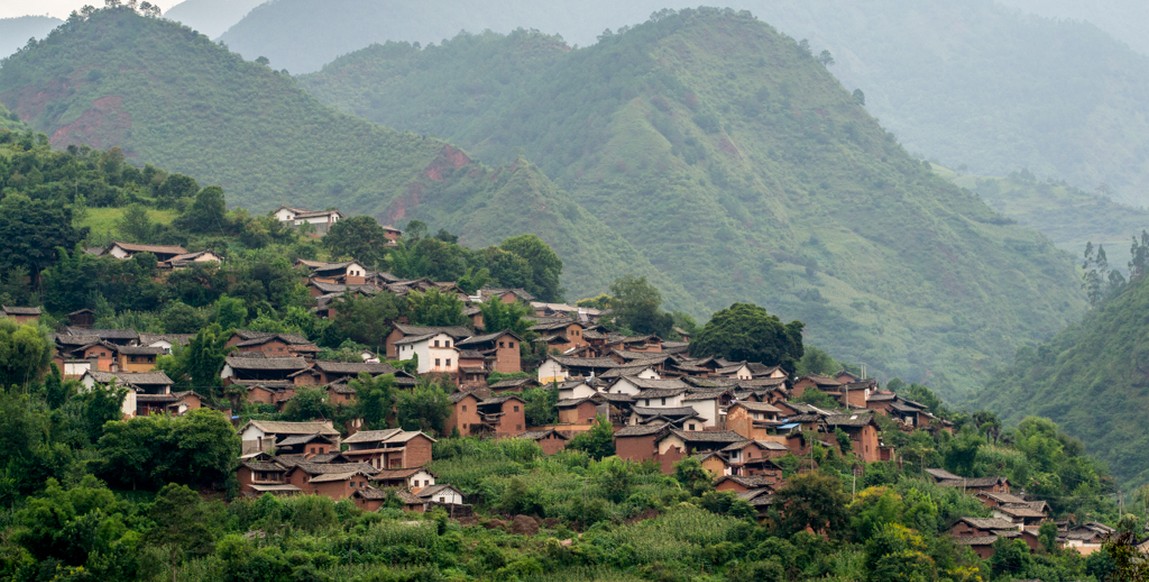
[396,332,460,375]
[273,206,343,234]
[608,376,682,397]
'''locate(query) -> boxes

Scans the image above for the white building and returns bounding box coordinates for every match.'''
[395,332,460,375]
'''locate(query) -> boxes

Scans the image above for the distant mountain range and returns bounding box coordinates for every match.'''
[996,0,1149,56]
[162,0,264,39]
[0,7,1088,397]
[0,16,62,59]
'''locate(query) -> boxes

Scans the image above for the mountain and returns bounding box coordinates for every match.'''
[0,7,694,311]
[301,9,1086,396]
[996,0,1149,56]
[163,0,265,38]
[0,101,24,131]
[741,0,1149,208]
[977,271,1149,485]
[0,16,62,59]
[945,169,1149,255]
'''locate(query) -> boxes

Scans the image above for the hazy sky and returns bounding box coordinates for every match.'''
[0,1,173,19]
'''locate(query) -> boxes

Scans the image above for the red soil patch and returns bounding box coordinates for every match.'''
[50,95,132,150]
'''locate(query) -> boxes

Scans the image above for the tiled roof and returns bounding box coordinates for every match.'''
[392,323,473,339]
[313,361,396,375]
[88,371,173,385]
[109,241,188,255]
[614,422,670,437]
[668,430,745,444]
[245,420,339,436]
[619,377,688,390]
[731,401,783,413]
[225,355,309,371]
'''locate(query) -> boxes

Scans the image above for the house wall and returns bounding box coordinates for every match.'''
[311,475,369,499]
[725,406,766,441]
[609,379,641,396]
[448,395,483,437]
[403,335,459,375]
[851,425,881,463]
[537,360,567,384]
[495,400,526,436]
[117,354,157,373]
[636,393,684,408]
[700,456,729,478]
[403,435,435,467]
[425,488,463,505]
[535,435,567,455]
[493,340,522,374]
[688,399,720,428]
[559,383,596,400]
[83,346,116,372]
[558,401,599,425]
[615,435,658,463]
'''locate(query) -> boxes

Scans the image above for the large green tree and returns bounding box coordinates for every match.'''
[407,287,467,327]
[0,193,86,285]
[692,303,804,372]
[607,275,674,337]
[0,320,52,389]
[500,234,562,301]
[323,214,391,268]
[95,408,239,490]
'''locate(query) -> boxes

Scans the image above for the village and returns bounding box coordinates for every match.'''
[0,206,1116,561]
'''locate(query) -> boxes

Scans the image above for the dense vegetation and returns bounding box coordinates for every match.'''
[0,6,693,309]
[301,9,1086,396]
[979,252,1149,486]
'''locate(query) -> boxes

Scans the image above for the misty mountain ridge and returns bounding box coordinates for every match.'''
[162,0,265,39]
[302,8,1085,396]
[0,16,63,59]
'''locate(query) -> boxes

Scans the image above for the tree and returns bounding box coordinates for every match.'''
[407,288,467,327]
[692,303,804,373]
[674,457,714,497]
[160,324,230,401]
[796,345,841,376]
[282,387,334,421]
[396,381,452,436]
[521,386,557,427]
[115,204,158,242]
[0,193,86,285]
[323,215,391,268]
[500,234,563,301]
[567,415,614,460]
[327,293,402,350]
[174,186,228,234]
[0,319,52,388]
[608,275,674,337]
[479,298,532,337]
[352,373,396,429]
[773,471,849,537]
[96,409,238,490]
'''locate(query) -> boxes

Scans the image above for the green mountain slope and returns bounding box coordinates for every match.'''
[977,272,1149,485]
[945,169,1149,255]
[163,0,265,38]
[0,7,693,309]
[0,101,23,131]
[302,9,1086,396]
[0,16,62,59]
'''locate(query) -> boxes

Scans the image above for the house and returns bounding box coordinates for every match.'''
[682,389,734,429]
[725,401,786,441]
[103,241,189,262]
[228,331,320,359]
[715,475,781,494]
[468,395,527,436]
[416,484,465,506]
[653,429,746,474]
[628,406,706,429]
[489,377,539,393]
[614,422,673,465]
[518,429,570,455]
[557,396,602,425]
[80,370,175,418]
[138,333,193,354]
[949,517,1029,559]
[274,206,343,234]
[135,391,202,417]
[537,356,620,384]
[286,462,378,498]
[67,308,96,328]
[695,451,736,477]
[479,288,534,305]
[1,306,41,324]
[238,420,341,454]
[607,376,683,397]
[221,355,310,384]
[297,259,367,284]
[113,345,164,373]
[791,375,842,400]
[160,250,223,269]
[371,467,436,493]
[455,331,524,375]
[385,323,473,360]
[395,332,460,375]
[273,433,340,458]
[1061,523,1114,556]
[341,429,436,469]
[557,380,597,401]
[821,413,882,463]
[292,361,396,386]
[530,319,588,353]
[237,457,300,496]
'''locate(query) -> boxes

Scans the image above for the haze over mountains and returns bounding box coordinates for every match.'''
[162,0,263,38]
[0,6,1090,398]
[0,16,63,58]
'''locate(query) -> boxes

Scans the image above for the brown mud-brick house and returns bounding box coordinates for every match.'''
[652,429,747,474]
[273,433,340,458]
[341,429,436,469]
[286,462,378,498]
[479,288,535,305]
[530,319,588,353]
[820,412,882,463]
[1,306,41,325]
[371,467,437,493]
[114,345,164,373]
[240,381,297,408]
[715,475,781,495]
[135,391,202,417]
[455,331,524,375]
[290,361,396,386]
[724,401,786,441]
[297,259,367,285]
[614,422,673,465]
[474,395,526,436]
[791,374,843,400]
[926,468,1011,494]
[518,429,570,455]
[222,355,310,385]
[628,406,706,429]
[237,455,300,496]
[227,331,320,359]
[239,420,342,454]
[557,396,602,425]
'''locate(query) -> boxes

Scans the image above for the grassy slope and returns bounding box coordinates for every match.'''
[0,8,695,309]
[302,9,1085,396]
[944,168,1149,255]
[977,273,1149,485]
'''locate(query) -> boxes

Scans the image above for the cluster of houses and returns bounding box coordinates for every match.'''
[0,219,1128,554]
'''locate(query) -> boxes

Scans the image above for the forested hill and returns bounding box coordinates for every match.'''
[162,0,265,38]
[0,102,23,131]
[0,16,62,59]
[977,266,1149,486]
[0,7,695,311]
[302,8,1086,397]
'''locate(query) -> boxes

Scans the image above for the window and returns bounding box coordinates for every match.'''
[435,358,441,367]
[446,358,452,367]
[516,424,522,430]
[660,398,666,406]
[509,342,515,348]
[446,340,452,347]
[513,405,520,412]
[688,423,696,430]
[499,341,505,348]
[462,405,467,412]
[433,340,440,347]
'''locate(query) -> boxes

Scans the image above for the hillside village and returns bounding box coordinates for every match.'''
[0,205,1114,561]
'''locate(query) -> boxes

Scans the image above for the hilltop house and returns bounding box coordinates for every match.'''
[274,206,343,234]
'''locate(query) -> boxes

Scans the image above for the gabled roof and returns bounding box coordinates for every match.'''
[114,345,165,356]
[343,429,435,444]
[87,371,173,386]
[312,361,396,375]
[548,356,620,369]
[614,422,671,437]
[667,429,746,444]
[616,377,688,391]
[392,323,473,339]
[456,330,524,347]
[108,241,188,256]
[519,429,570,441]
[416,484,461,499]
[372,467,432,480]
[276,433,338,447]
[823,413,876,428]
[634,388,687,399]
[243,420,340,436]
[1,305,41,316]
[955,517,1018,532]
[730,401,784,414]
[224,355,309,371]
